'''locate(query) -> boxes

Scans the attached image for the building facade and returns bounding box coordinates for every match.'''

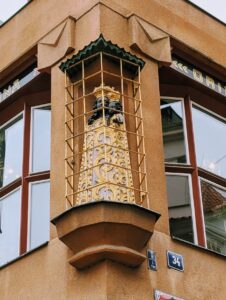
[0,0,225,299]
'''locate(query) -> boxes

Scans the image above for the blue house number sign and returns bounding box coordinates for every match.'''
[167,251,184,272]
[147,250,157,271]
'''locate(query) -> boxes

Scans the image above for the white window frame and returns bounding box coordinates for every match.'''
[0,112,24,188]
[166,172,198,245]
[160,96,190,165]
[27,179,50,251]
[29,103,51,174]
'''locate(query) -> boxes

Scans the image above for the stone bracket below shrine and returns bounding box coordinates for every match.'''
[51,201,160,270]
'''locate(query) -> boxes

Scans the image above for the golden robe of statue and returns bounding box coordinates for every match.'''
[77,85,135,204]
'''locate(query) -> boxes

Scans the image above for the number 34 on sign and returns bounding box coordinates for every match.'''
[167,251,184,272]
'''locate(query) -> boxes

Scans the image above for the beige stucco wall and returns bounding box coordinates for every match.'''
[0,1,226,299]
[0,0,226,73]
[0,232,225,300]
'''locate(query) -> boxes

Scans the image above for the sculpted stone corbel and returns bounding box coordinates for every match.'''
[129,16,172,65]
[38,17,75,72]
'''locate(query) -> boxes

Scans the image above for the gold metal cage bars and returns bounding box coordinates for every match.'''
[64,52,148,207]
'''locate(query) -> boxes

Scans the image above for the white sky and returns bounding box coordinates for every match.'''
[189,0,226,23]
[0,0,27,22]
[0,0,225,23]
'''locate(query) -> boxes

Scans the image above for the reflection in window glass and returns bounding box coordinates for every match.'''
[201,180,226,255]
[0,189,21,266]
[166,175,194,243]
[0,115,23,187]
[29,181,50,250]
[192,106,226,178]
[161,99,187,163]
[31,106,51,173]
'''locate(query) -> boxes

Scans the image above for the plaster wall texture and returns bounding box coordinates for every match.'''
[140,60,169,234]
[0,233,225,300]
[0,0,226,73]
[50,65,66,240]
[0,1,226,300]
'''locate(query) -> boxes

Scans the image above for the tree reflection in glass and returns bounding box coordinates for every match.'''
[201,180,226,255]
[0,115,23,187]
[161,99,187,164]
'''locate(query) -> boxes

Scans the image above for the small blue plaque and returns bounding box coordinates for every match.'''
[167,251,184,272]
[147,250,157,271]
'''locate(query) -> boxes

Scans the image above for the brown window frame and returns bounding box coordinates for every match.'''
[160,77,226,249]
[0,77,51,259]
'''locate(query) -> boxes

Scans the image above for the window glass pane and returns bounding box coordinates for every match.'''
[161,99,187,163]
[200,180,226,255]
[0,189,21,266]
[29,181,50,250]
[0,115,23,187]
[166,175,194,243]
[192,106,226,178]
[31,106,51,173]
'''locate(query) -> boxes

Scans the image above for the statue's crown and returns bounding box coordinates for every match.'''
[93,84,120,101]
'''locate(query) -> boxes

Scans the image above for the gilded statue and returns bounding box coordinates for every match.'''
[76,84,135,204]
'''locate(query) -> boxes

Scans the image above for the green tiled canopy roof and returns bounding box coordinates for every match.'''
[59,34,145,76]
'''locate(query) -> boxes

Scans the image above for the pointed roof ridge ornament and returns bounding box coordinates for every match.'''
[59,34,145,76]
